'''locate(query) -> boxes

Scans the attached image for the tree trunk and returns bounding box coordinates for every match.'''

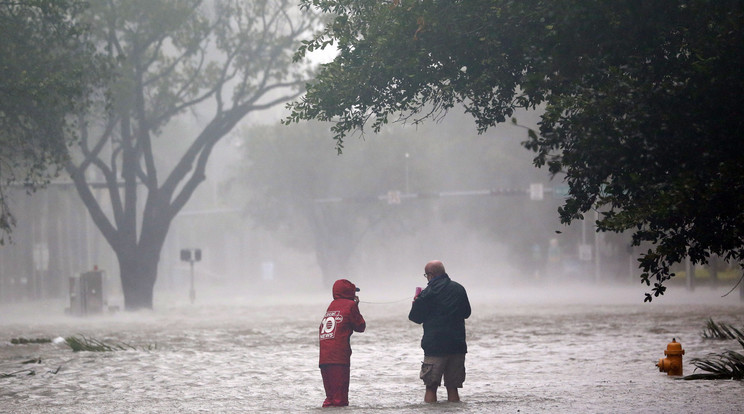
[311,207,356,287]
[116,211,169,310]
[117,246,159,310]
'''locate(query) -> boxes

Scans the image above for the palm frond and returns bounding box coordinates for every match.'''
[64,335,135,352]
[701,318,743,340]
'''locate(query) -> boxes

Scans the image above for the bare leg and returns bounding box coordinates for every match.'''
[446,387,460,402]
[424,386,438,403]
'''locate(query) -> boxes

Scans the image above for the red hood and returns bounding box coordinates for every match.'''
[332,279,357,300]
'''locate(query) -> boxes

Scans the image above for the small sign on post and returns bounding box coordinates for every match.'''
[180,248,202,304]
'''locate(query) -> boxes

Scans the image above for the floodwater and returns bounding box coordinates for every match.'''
[1,284,744,413]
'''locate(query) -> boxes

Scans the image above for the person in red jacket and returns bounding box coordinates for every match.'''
[318,279,366,407]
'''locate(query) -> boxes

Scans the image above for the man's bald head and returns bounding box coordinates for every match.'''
[424,260,446,279]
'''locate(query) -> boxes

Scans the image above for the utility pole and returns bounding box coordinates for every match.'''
[404,152,410,194]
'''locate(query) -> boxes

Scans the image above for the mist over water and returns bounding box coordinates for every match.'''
[2,279,744,413]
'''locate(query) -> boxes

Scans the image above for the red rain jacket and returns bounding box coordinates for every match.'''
[319,279,366,366]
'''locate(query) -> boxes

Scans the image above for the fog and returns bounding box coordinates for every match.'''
[1,101,733,312]
[3,274,743,412]
[151,106,576,308]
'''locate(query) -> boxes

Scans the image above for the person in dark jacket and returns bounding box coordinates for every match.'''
[319,279,366,407]
[408,260,471,403]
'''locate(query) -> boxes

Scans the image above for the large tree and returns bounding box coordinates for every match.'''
[0,0,103,243]
[66,0,317,310]
[286,0,744,301]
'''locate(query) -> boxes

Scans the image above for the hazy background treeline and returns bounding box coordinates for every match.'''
[0,104,648,306]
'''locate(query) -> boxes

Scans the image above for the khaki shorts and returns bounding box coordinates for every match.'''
[419,354,466,388]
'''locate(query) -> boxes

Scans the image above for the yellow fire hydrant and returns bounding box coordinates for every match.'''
[657,338,685,376]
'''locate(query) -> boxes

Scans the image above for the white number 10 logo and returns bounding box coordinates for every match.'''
[321,316,336,333]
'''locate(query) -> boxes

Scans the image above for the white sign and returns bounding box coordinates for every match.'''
[530,183,544,200]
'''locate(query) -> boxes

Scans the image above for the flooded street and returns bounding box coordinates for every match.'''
[2,284,744,413]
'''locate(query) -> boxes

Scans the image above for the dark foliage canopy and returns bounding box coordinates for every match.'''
[286,0,744,300]
[0,0,104,242]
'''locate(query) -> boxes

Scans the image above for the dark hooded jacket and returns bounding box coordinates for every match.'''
[319,279,366,366]
[408,273,471,356]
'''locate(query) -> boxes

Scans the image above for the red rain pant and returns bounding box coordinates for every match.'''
[320,364,350,407]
